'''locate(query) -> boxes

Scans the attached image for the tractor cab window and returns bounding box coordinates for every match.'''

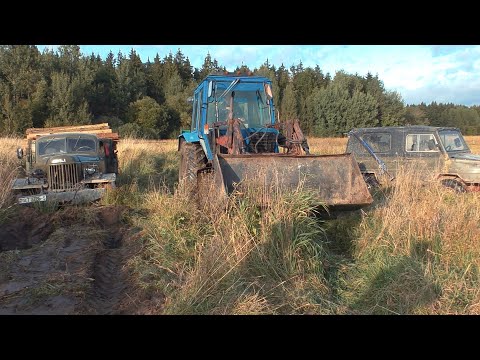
[207,81,271,128]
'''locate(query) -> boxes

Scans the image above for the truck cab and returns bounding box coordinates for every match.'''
[13,125,119,204]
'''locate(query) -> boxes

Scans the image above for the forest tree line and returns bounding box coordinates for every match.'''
[1,45,480,138]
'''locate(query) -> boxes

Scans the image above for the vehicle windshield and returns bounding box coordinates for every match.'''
[37,136,96,156]
[206,81,271,128]
[438,130,469,152]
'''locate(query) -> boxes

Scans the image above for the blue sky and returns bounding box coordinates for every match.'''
[41,45,480,106]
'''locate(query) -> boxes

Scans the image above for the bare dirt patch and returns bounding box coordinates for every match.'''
[0,205,140,315]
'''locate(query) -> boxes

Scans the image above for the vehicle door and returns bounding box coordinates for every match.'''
[347,130,396,178]
[403,131,442,180]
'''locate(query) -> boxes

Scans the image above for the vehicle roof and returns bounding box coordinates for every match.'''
[36,132,98,140]
[350,125,460,132]
[194,75,273,94]
[200,74,271,83]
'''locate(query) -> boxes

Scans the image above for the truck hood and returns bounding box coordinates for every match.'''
[41,154,100,165]
[448,152,480,183]
[450,153,480,162]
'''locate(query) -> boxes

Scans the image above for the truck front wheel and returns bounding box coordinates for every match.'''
[440,178,466,193]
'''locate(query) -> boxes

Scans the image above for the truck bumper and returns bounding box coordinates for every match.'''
[17,188,107,205]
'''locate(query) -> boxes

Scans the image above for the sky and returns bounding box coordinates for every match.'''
[41,45,480,106]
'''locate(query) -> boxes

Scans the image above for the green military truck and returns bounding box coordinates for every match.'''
[12,123,119,204]
[346,125,480,192]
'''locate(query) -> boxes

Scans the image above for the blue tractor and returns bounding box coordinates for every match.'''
[178,73,372,210]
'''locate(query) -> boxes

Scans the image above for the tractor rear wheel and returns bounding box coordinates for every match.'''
[179,140,207,198]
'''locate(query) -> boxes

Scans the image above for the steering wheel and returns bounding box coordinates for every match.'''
[445,145,452,151]
[75,146,93,151]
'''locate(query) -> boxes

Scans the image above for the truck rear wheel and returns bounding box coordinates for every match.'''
[179,140,207,198]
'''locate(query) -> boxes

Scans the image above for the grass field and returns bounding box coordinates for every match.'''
[1,135,480,314]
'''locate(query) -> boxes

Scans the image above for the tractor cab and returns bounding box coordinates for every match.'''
[187,73,285,159]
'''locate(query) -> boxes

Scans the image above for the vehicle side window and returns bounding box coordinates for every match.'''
[348,132,391,154]
[406,134,438,152]
[191,92,199,131]
[362,133,391,153]
[196,89,203,131]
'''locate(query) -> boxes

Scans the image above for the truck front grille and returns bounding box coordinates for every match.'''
[48,163,82,192]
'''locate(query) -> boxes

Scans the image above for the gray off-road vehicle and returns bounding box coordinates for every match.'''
[12,124,119,204]
[346,126,480,192]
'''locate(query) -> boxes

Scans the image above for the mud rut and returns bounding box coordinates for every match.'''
[0,206,135,315]
[88,228,126,314]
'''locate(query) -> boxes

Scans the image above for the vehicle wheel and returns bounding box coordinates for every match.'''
[178,140,207,198]
[441,179,466,193]
[364,173,380,189]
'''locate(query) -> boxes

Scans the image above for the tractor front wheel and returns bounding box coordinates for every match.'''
[178,140,207,198]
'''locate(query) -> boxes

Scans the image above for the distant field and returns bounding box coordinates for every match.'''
[465,136,480,154]
[1,134,480,314]
[117,135,480,157]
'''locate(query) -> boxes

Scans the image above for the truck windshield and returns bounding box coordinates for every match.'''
[438,130,469,152]
[38,137,96,155]
[207,81,271,128]
[38,138,67,155]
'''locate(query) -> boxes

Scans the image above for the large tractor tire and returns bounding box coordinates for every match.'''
[178,140,207,198]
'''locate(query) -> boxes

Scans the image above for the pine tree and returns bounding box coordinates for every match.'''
[281,82,298,120]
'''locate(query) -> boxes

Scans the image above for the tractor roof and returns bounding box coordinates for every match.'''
[201,74,271,84]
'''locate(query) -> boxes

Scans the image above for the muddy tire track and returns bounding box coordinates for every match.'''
[88,230,126,314]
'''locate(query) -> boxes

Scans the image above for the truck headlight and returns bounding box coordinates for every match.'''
[32,168,45,178]
[84,166,97,175]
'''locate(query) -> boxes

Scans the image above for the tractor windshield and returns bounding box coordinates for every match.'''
[438,129,469,153]
[207,81,271,128]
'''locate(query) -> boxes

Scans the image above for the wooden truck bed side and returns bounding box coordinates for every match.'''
[21,123,119,149]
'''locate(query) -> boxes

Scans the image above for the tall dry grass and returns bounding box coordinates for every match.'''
[115,137,178,191]
[308,137,347,155]
[340,164,480,314]
[2,133,480,314]
[110,135,480,314]
[0,137,22,222]
[130,178,335,315]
